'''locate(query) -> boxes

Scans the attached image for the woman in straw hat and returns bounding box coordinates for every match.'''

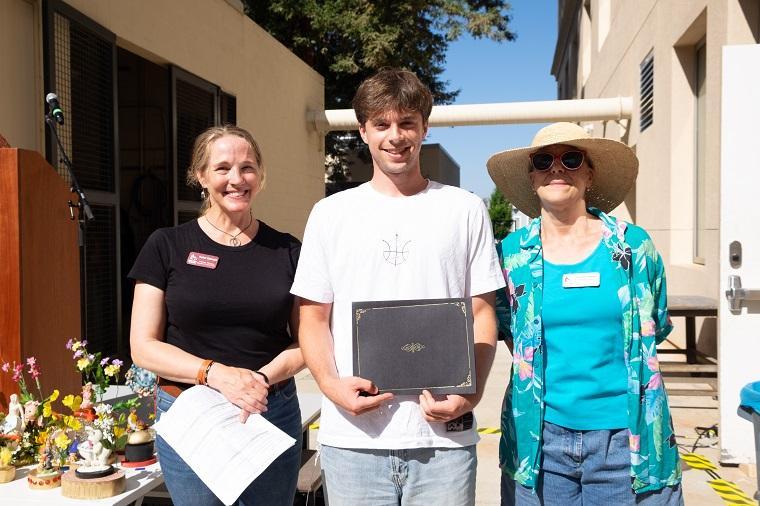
[488,122,682,505]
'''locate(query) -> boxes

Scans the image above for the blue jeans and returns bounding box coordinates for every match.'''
[500,422,683,505]
[155,379,302,506]
[320,444,477,506]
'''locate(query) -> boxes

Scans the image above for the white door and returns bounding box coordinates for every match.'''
[719,44,760,464]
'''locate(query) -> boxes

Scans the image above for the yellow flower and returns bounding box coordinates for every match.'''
[63,415,82,431]
[36,430,49,446]
[114,426,126,438]
[71,341,82,351]
[49,389,60,402]
[0,447,12,467]
[62,394,82,412]
[43,402,53,418]
[76,357,91,371]
[54,432,71,450]
[104,364,119,377]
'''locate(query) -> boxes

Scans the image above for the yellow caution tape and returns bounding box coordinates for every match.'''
[706,479,757,505]
[681,452,757,505]
[308,423,502,434]
[681,452,718,471]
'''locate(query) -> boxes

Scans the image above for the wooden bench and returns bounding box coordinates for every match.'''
[660,362,718,397]
[296,449,322,506]
[660,295,719,397]
[663,295,718,364]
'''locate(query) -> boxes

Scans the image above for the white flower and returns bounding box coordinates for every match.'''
[94,403,113,416]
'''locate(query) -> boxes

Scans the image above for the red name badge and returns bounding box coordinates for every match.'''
[186,252,219,269]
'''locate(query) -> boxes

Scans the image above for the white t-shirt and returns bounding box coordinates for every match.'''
[291,180,505,449]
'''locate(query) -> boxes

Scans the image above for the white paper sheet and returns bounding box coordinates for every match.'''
[153,385,296,505]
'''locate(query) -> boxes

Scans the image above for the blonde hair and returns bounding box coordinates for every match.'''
[186,125,266,214]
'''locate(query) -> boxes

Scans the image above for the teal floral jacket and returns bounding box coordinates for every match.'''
[496,208,681,494]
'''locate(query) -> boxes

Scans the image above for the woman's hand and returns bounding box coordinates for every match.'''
[206,363,269,422]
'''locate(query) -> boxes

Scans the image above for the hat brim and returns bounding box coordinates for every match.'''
[487,137,639,218]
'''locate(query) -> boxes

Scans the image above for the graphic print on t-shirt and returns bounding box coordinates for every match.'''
[382,234,411,266]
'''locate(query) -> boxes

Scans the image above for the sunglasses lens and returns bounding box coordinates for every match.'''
[531,153,554,171]
[561,151,584,169]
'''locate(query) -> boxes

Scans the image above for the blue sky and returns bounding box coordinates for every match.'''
[426,1,558,199]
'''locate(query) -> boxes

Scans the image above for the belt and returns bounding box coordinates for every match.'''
[158,376,291,399]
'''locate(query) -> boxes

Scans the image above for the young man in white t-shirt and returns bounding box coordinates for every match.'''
[291,68,505,505]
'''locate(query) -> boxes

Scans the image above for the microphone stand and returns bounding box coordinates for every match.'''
[45,113,94,342]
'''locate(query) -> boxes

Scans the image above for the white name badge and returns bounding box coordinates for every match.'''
[562,272,600,288]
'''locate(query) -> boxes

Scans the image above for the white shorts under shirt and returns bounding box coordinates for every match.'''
[291,180,505,449]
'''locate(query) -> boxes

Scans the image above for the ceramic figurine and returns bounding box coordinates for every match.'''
[124,409,155,463]
[75,383,96,422]
[75,427,114,479]
[1,393,23,433]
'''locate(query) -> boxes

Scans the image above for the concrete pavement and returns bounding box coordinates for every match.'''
[295,340,758,504]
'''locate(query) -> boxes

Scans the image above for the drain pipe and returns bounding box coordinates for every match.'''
[310,97,633,133]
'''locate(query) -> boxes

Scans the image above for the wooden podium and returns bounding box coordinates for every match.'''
[0,148,82,406]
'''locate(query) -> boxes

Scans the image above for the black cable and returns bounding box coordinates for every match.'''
[691,424,719,453]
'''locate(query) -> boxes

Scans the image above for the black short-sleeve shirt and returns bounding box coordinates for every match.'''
[128,219,300,371]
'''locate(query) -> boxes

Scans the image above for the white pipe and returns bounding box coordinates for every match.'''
[310,97,633,132]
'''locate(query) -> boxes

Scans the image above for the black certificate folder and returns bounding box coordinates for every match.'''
[352,298,476,395]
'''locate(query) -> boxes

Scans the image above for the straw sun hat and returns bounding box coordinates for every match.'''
[486,122,639,218]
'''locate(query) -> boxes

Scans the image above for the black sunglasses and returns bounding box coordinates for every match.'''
[530,150,585,171]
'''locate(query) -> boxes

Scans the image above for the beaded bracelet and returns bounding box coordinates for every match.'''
[196,359,215,385]
[202,360,216,386]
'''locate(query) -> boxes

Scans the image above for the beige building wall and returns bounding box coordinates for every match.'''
[553,0,760,353]
[0,0,44,151]
[552,0,760,352]
[0,0,324,237]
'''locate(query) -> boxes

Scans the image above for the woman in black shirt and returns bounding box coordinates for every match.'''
[129,125,303,505]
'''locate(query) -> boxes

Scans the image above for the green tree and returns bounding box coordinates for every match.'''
[488,186,512,240]
[244,1,515,179]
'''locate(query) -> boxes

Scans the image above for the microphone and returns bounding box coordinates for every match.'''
[46,93,65,125]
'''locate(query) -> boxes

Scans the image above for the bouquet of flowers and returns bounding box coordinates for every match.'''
[0,358,64,465]
[92,403,129,451]
[66,338,123,402]
[65,338,146,454]
[35,424,80,469]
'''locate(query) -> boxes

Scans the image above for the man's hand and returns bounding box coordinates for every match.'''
[323,376,394,416]
[418,390,474,422]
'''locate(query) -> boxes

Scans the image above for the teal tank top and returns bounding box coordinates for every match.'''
[542,240,628,430]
